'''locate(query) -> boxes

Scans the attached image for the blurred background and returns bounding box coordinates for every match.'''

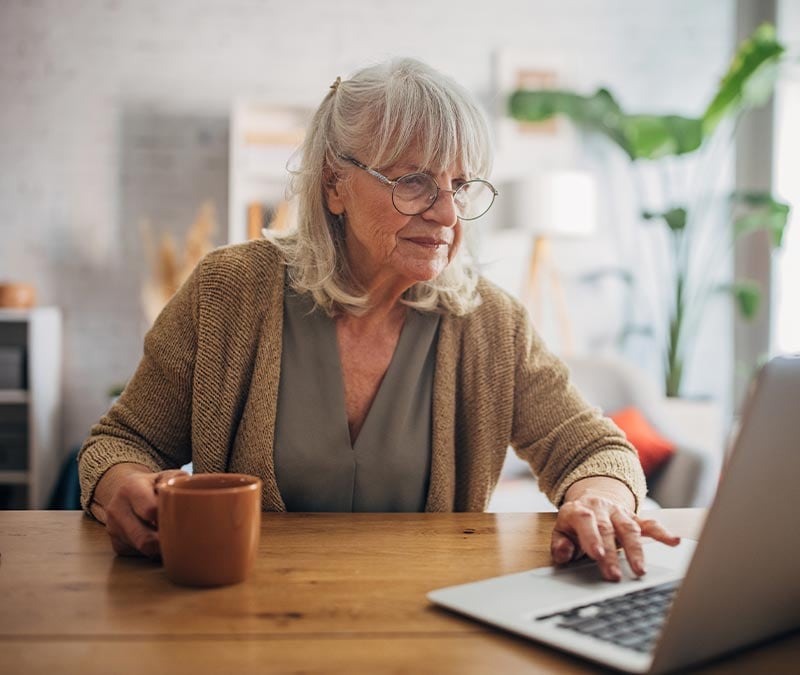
[0,0,797,510]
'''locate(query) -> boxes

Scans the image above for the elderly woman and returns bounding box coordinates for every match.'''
[79,58,678,582]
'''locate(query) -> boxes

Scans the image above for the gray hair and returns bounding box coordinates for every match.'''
[271,57,493,316]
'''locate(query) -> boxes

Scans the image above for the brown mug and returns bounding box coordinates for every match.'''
[157,473,262,587]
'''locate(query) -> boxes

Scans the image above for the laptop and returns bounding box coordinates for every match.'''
[428,355,800,673]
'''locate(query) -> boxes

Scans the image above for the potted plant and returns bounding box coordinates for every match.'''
[508,23,791,397]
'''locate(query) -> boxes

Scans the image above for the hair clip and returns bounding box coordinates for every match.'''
[330,76,342,93]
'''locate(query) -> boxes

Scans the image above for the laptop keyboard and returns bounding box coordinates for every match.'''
[535,580,679,653]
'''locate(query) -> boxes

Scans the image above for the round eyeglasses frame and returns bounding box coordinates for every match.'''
[339,155,498,221]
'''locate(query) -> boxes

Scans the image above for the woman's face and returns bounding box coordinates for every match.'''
[326,149,463,293]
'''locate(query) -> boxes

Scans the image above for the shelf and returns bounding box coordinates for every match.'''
[0,390,28,404]
[0,471,29,484]
[0,389,28,404]
[0,309,33,322]
[0,307,62,508]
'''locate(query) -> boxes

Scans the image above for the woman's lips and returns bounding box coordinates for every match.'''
[404,237,449,248]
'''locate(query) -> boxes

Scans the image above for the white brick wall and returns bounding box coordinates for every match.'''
[0,0,735,454]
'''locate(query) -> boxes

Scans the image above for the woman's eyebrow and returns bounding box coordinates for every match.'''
[386,162,421,173]
[387,162,468,182]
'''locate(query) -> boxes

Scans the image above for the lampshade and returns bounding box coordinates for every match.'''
[512,171,598,237]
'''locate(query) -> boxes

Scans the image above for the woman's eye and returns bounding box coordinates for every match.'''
[404,174,428,187]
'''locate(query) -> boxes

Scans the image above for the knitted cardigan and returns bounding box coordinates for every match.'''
[78,240,646,514]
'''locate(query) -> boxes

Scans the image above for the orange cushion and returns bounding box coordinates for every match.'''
[609,406,675,476]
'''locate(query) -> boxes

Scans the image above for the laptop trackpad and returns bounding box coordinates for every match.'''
[529,539,696,589]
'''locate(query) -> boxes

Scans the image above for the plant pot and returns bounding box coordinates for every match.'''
[0,282,36,309]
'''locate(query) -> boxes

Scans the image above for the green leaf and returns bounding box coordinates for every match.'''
[622,115,703,159]
[665,207,688,232]
[508,89,703,160]
[731,191,791,247]
[509,88,634,158]
[719,281,762,319]
[732,190,778,207]
[665,360,684,398]
[642,207,688,231]
[702,23,785,136]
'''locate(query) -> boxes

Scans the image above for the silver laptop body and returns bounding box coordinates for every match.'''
[428,355,800,673]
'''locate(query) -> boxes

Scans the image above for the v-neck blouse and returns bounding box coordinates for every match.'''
[273,290,441,512]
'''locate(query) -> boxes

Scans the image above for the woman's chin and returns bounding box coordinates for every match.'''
[391,248,452,284]
[401,260,449,284]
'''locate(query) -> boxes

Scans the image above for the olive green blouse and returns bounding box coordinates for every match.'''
[274,290,440,512]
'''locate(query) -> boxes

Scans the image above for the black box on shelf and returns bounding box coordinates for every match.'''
[0,484,28,509]
[0,347,26,389]
[0,404,27,425]
[0,423,28,470]
[0,442,27,471]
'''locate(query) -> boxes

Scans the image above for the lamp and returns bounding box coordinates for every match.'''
[513,171,598,354]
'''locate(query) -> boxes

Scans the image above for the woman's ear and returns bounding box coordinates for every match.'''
[323,166,345,215]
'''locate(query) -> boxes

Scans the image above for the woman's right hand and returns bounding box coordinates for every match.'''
[91,464,188,559]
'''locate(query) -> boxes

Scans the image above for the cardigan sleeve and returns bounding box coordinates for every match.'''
[77,262,200,515]
[508,304,647,510]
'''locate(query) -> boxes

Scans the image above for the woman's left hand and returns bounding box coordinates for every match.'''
[552,477,681,582]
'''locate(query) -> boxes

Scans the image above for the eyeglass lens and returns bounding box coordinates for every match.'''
[392,173,495,220]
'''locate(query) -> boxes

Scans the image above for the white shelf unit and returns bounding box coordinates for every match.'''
[0,308,62,508]
[228,100,311,244]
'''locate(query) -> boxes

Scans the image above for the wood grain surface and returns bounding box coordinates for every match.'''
[1,509,796,674]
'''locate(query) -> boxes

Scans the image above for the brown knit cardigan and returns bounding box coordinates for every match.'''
[78,240,646,514]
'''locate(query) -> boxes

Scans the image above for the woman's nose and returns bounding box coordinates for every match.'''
[422,189,458,227]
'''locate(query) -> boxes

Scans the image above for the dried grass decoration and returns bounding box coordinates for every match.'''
[141,202,217,325]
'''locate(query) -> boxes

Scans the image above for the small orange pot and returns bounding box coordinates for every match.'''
[0,283,36,309]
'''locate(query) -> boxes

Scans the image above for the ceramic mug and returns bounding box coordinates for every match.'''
[157,473,262,587]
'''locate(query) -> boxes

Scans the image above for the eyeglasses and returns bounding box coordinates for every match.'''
[339,155,498,221]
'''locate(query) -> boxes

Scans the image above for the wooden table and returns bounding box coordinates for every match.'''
[0,509,797,674]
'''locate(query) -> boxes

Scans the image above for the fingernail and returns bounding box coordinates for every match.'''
[610,565,622,579]
[595,545,605,558]
[554,545,573,564]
